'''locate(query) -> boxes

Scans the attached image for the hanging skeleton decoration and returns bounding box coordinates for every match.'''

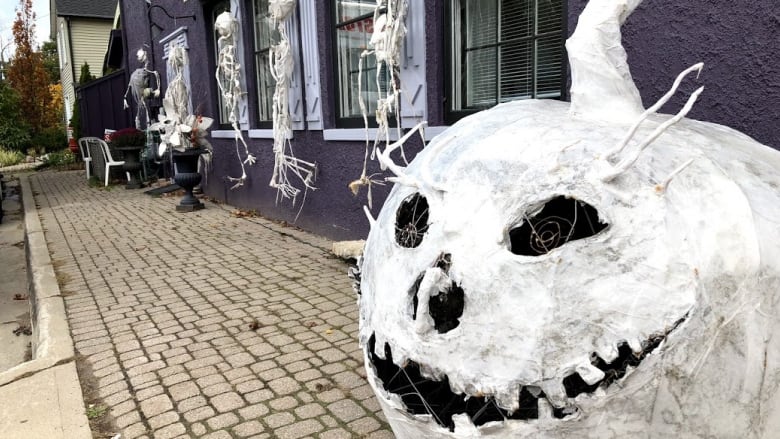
[123,49,161,130]
[151,45,213,158]
[268,0,316,204]
[215,11,256,189]
[349,0,420,208]
[357,0,780,437]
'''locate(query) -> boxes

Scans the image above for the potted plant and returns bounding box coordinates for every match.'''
[151,97,213,211]
[108,127,146,148]
[108,127,147,189]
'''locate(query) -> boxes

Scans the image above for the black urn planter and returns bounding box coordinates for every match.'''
[115,145,145,189]
[172,148,205,212]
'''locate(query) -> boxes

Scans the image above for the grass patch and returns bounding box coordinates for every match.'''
[85,404,107,420]
[87,176,116,190]
[75,353,121,438]
[0,147,25,167]
[38,149,76,169]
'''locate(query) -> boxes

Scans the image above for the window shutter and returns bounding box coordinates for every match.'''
[284,13,305,130]
[299,0,323,130]
[399,0,427,128]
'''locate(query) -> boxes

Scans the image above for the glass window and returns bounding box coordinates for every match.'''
[253,0,277,124]
[211,0,231,126]
[448,0,564,120]
[333,0,390,125]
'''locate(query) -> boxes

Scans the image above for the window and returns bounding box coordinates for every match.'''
[210,0,232,127]
[333,0,391,127]
[447,0,565,122]
[253,0,276,126]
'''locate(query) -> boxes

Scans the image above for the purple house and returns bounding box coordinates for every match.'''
[110,0,778,241]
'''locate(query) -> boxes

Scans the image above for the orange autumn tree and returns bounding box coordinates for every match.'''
[43,83,64,128]
[7,0,54,144]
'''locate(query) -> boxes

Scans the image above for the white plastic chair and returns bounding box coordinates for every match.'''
[76,137,93,179]
[94,138,127,186]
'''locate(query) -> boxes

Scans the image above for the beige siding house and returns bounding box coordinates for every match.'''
[50,0,117,124]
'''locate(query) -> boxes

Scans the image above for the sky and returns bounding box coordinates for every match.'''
[0,0,51,60]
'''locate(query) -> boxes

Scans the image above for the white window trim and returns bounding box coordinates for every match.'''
[323,125,448,142]
[323,129,400,142]
[211,129,292,140]
[248,129,292,139]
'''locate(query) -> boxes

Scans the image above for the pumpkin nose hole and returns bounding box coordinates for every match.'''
[510,196,608,256]
[410,254,464,333]
[395,193,429,248]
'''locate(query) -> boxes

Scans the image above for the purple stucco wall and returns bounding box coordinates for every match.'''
[118,0,427,241]
[569,0,780,149]
[118,0,778,241]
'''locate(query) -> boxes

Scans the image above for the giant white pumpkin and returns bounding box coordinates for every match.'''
[357,1,780,438]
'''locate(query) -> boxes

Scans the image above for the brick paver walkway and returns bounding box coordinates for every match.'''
[30,171,392,439]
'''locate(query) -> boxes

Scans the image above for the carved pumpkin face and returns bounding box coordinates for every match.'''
[358,99,780,438]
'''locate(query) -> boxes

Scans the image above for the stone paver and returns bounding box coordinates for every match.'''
[30,171,392,438]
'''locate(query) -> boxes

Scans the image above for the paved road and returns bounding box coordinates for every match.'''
[30,170,392,439]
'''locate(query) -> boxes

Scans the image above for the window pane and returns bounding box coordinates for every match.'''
[336,0,375,22]
[254,0,276,122]
[500,39,533,101]
[536,34,563,97]
[537,0,563,35]
[256,52,275,121]
[212,1,231,124]
[336,11,389,118]
[254,0,273,50]
[465,0,497,48]
[500,0,532,42]
[465,48,497,107]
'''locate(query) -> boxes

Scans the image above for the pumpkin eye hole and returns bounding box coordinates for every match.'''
[395,193,430,248]
[509,196,608,256]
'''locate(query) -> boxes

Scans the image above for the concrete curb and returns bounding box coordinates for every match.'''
[0,174,91,438]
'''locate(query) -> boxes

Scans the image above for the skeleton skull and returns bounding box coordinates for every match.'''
[357,1,780,438]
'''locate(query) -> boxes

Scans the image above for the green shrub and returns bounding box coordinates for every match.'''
[0,147,25,167]
[70,100,81,140]
[0,82,31,151]
[32,126,68,154]
[41,149,76,168]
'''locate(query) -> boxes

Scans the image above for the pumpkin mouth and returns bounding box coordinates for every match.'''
[366,315,686,431]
